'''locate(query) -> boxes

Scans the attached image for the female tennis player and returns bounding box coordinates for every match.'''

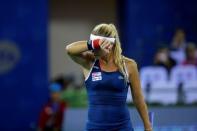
[65,23,152,131]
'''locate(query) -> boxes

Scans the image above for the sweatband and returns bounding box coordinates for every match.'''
[90,34,116,43]
[87,40,94,50]
[87,39,100,50]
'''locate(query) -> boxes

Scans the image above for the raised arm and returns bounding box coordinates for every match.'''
[65,41,95,70]
[127,59,152,131]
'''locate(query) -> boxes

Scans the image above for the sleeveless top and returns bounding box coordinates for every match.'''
[84,58,133,130]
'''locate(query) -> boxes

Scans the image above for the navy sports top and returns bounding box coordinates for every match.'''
[84,58,134,131]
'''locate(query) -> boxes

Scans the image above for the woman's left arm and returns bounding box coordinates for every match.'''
[127,60,152,131]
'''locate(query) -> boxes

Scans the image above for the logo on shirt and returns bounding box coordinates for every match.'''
[92,72,102,81]
[118,75,124,80]
[0,41,21,75]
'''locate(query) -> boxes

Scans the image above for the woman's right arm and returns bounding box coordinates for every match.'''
[65,41,95,70]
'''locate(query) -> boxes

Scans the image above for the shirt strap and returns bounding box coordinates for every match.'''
[123,58,131,84]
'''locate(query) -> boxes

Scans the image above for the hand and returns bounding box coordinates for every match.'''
[144,127,153,131]
[144,129,152,131]
[99,39,113,53]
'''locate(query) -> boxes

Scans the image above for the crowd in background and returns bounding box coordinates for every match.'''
[139,28,197,106]
[154,28,197,73]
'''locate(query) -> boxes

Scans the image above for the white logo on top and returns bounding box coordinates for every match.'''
[118,75,124,80]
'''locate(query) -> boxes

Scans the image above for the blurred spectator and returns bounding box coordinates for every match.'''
[52,75,74,90]
[182,42,197,66]
[154,45,176,73]
[170,29,187,64]
[38,83,67,131]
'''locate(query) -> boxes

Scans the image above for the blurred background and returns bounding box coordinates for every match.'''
[0,0,197,130]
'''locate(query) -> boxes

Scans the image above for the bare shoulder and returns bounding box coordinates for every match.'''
[123,56,138,68]
[122,56,138,74]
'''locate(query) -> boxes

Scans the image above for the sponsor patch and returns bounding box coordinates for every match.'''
[92,72,102,81]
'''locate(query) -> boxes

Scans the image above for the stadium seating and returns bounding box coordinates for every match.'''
[170,65,197,84]
[170,65,197,104]
[149,81,178,105]
[139,66,168,103]
[131,65,197,105]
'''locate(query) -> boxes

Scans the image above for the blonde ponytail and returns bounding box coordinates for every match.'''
[92,23,129,85]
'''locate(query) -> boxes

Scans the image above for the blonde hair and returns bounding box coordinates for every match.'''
[92,23,129,84]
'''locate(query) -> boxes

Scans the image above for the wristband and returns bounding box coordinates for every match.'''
[87,34,116,50]
[87,40,93,50]
[145,128,152,131]
[87,39,100,50]
[90,34,115,44]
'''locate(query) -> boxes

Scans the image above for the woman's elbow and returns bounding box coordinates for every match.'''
[65,45,73,55]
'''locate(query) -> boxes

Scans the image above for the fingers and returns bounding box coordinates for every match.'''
[107,43,113,50]
[100,40,112,53]
[99,39,104,46]
[101,41,110,49]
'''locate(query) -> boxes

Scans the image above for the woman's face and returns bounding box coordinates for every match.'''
[93,41,114,58]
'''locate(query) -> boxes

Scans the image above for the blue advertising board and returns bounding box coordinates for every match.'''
[0,0,48,130]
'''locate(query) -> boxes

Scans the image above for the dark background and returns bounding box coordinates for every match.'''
[0,0,197,130]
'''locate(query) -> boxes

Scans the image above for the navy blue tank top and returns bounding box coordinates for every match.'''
[84,59,134,131]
